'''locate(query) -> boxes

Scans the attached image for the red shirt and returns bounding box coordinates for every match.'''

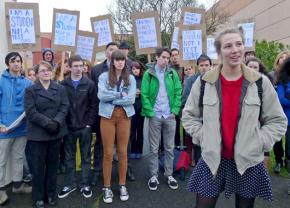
[221,74,243,158]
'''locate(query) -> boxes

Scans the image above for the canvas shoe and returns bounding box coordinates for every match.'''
[119,185,129,201]
[80,186,92,198]
[58,186,77,198]
[102,187,113,204]
[12,183,32,194]
[167,175,178,190]
[148,175,159,191]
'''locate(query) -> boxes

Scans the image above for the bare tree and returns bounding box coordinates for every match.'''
[204,0,230,35]
[108,0,199,35]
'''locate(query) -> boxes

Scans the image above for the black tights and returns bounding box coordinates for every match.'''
[195,194,255,208]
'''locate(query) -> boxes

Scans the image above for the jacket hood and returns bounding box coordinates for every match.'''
[202,64,261,84]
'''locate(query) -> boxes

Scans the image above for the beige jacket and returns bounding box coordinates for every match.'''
[182,64,287,175]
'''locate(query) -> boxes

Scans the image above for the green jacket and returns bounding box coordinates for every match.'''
[141,64,182,117]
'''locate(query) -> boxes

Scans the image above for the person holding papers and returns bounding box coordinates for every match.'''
[0,52,32,206]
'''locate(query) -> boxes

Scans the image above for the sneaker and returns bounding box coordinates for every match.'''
[58,186,77,198]
[12,183,32,194]
[167,175,178,190]
[274,163,281,174]
[0,190,8,205]
[80,186,92,198]
[148,176,159,191]
[119,185,129,201]
[102,187,113,204]
[23,173,32,183]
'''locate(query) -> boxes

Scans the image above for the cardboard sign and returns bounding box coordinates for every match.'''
[171,22,181,50]
[131,11,162,55]
[76,30,98,64]
[207,37,218,61]
[90,14,114,52]
[52,9,80,52]
[178,24,206,67]
[181,7,205,25]
[5,2,41,51]
[238,22,255,50]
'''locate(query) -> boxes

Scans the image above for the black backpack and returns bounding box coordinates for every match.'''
[198,76,263,118]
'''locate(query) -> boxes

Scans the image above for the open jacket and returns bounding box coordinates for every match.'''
[141,64,182,117]
[24,81,69,141]
[0,69,32,139]
[182,64,287,175]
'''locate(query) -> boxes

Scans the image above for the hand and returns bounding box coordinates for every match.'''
[0,126,8,134]
[121,92,128,97]
[136,89,141,95]
[45,121,59,134]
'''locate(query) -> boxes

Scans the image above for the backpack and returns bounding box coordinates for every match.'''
[198,75,263,118]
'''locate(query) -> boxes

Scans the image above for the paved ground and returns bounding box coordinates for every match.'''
[2,157,290,208]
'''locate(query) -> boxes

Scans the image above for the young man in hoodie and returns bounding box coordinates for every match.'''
[0,52,32,205]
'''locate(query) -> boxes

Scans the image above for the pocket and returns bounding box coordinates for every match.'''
[244,98,261,120]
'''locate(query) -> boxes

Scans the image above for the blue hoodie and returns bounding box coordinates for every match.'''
[0,69,32,139]
[277,82,290,126]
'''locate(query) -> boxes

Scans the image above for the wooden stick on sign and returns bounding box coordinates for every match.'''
[147,54,151,63]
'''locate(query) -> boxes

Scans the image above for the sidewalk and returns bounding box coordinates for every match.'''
[2,158,290,208]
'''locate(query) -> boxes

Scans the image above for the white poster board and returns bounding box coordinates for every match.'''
[76,30,98,63]
[238,22,255,50]
[52,9,80,52]
[131,11,162,55]
[181,7,205,25]
[90,14,114,51]
[5,2,41,51]
[207,37,218,60]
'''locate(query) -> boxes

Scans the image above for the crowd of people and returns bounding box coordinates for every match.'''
[0,26,289,208]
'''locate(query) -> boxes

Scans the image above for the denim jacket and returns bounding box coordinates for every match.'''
[98,72,136,119]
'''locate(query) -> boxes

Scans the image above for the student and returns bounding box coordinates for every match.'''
[276,56,290,194]
[91,42,119,186]
[26,67,36,83]
[130,61,144,159]
[42,48,56,69]
[58,55,97,199]
[141,47,182,191]
[98,50,136,203]
[25,61,69,208]
[182,27,287,207]
[0,52,32,206]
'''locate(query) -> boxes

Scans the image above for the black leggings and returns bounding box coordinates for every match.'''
[195,194,255,208]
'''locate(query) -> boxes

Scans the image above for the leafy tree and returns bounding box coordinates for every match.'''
[255,40,290,71]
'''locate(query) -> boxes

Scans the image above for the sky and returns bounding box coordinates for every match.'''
[20,0,212,32]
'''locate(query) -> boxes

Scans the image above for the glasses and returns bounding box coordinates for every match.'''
[38,69,52,73]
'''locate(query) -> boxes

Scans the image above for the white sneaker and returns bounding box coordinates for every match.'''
[102,187,113,204]
[167,175,178,190]
[148,175,159,191]
[119,185,129,201]
[0,190,8,205]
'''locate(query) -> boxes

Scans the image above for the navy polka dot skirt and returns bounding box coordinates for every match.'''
[187,158,272,200]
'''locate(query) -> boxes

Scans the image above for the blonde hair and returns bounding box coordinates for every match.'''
[273,51,290,70]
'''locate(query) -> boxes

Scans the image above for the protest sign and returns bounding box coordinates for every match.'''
[181,7,205,25]
[52,9,80,52]
[171,22,181,50]
[5,2,41,51]
[76,30,98,64]
[131,11,162,55]
[178,24,206,67]
[207,36,218,61]
[238,22,255,50]
[90,14,114,52]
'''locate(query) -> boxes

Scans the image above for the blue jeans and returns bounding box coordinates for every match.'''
[64,127,92,187]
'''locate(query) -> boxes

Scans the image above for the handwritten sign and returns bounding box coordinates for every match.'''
[171,26,179,49]
[238,22,255,48]
[5,2,41,51]
[92,19,112,47]
[9,9,35,44]
[76,31,98,63]
[54,13,78,46]
[184,12,202,25]
[136,17,158,48]
[182,30,202,61]
[52,9,79,52]
[207,37,217,60]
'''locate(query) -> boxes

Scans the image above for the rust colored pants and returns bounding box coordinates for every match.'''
[100,107,131,187]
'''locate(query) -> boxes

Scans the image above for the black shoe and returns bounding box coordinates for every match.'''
[127,168,135,181]
[47,197,56,206]
[80,186,92,198]
[35,200,44,208]
[58,186,77,198]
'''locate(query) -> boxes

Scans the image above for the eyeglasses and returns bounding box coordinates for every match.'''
[38,69,52,73]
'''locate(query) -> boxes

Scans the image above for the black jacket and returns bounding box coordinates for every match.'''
[61,76,97,130]
[24,81,69,141]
